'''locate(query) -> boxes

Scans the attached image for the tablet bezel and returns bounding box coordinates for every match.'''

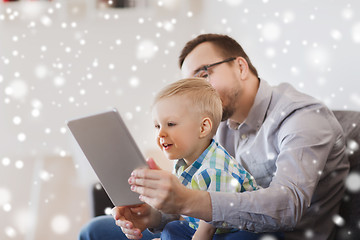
[67,108,148,207]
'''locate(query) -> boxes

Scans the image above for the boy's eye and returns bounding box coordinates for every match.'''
[154,124,160,129]
[168,122,176,127]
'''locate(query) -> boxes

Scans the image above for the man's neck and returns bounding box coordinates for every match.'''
[230,76,260,124]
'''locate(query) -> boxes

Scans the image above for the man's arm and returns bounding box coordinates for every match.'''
[209,108,347,232]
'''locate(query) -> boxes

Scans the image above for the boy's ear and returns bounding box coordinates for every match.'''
[199,117,212,138]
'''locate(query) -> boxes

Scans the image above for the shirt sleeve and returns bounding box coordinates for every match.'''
[209,108,346,232]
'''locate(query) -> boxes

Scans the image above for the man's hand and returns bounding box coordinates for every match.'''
[112,204,161,239]
[128,158,189,214]
[128,158,212,221]
[111,158,165,239]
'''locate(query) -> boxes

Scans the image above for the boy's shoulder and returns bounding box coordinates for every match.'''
[199,140,241,172]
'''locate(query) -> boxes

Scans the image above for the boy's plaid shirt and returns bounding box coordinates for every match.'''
[174,139,259,232]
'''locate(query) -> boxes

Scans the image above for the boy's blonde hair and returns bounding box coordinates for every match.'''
[153,78,222,137]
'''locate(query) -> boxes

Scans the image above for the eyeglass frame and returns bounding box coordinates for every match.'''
[193,57,236,78]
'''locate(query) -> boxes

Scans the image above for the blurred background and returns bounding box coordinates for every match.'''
[0,0,359,239]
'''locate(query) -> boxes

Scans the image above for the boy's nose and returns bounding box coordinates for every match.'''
[158,128,166,138]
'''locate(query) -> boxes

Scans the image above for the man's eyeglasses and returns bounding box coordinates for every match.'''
[194,57,236,79]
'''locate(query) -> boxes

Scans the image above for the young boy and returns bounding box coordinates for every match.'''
[151,78,259,240]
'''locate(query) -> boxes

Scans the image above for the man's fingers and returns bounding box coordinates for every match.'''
[131,168,163,179]
[121,227,143,239]
[129,203,150,215]
[114,214,143,239]
[111,206,124,220]
[128,187,163,210]
[116,218,143,239]
[138,195,163,210]
[131,185,159,198]
[124,233,143,240]
[128,177,159,188]
[115,218,133,229]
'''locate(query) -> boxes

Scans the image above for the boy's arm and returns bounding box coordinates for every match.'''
[192,220,216,240]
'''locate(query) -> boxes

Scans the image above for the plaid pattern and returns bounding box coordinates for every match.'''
[174,139,258,233]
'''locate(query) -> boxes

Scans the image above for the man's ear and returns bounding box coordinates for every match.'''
[236,57,249,79]
[199,117,212,138]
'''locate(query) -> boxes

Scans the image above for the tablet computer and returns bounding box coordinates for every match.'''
[67,108,148,207]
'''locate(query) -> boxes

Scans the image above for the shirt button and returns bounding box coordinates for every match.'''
[241,134,247,140]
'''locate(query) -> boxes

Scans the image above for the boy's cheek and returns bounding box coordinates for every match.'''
[156,141,162,150]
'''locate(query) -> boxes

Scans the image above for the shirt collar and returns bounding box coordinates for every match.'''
[227,79,272,131]
[175,139,216,186]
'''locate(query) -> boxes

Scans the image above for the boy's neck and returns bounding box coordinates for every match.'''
[183,138,213,167]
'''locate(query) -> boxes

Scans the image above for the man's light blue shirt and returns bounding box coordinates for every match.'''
[212,79,349,240]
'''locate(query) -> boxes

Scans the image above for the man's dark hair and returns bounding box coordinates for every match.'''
[178,34,258,77]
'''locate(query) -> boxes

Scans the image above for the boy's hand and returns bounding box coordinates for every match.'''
[192,220,216,240]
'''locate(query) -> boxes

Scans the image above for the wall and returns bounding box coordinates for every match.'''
[0,0,359,239]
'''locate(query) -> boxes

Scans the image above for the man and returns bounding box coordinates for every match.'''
[80,34,349,240]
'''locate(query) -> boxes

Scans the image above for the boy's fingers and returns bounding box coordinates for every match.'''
[146,158,161,170]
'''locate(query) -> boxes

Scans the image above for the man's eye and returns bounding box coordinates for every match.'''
[197,70,208,78]
[202,73,209,78]
[195,69,207,78]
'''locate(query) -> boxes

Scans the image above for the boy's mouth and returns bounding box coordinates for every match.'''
[162,143,173,150]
